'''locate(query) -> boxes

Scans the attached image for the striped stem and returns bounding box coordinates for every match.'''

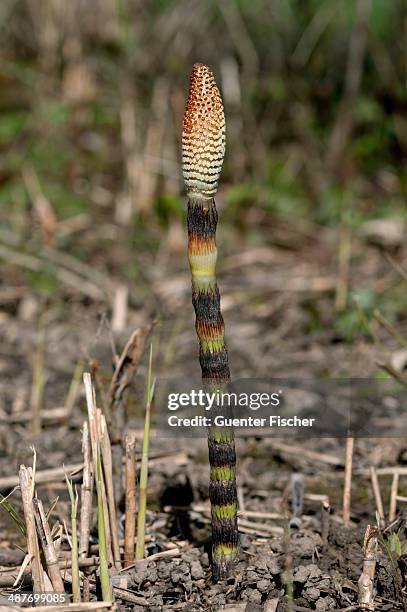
[182,63,238,580]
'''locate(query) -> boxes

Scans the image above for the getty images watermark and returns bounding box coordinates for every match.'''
[154,377,407,438]
[166,389,315,429]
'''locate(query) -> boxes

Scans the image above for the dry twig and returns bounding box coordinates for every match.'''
[358,524,378,610]
[79,421,93,559]
[33,498,65,593]
[124,431,137,566]
[19,465,44,592]
[343,437,354,527]
[370,467,385,528]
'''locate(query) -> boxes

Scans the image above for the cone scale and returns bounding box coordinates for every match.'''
[182,63,238,580]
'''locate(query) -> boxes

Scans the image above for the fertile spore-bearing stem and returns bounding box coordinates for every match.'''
[182,63,238,580]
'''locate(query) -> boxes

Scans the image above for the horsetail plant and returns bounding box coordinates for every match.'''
[182,63,238,580]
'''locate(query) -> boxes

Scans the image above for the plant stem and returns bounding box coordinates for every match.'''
[124,431,137,566]
[182,63,238,580]
[65,476,80,602]
[135,343,153,560]
[96,445,113,601]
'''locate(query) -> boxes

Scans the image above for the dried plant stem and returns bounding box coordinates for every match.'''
[343,436,354,527]
[99,430,113,567]
[19,465,44,592]
[0,463,83,491]
[283,523,294,612]
[83,373,113,601]
[79,421,93,559]
[136,344,153,561]
[65,361,84,413]
[33,498,65,593]
[124,432,137,566]
[321,500,331,551]
[389,472,399,523]
[96,445,113,601]
[66,476,80,602]
[99,413,121,569]
[335,225,351,311]
[370,466,385,528]
[84,372,98,469]
[84,377,113,564]
[108,323,153,440]
[358,524,378,610]
[30,330,45,436]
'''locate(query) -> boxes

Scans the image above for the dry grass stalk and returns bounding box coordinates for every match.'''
[32,498,65,593]
[2,557,101,587]
[99,413,121,569]
[0,463,83,491]
[83,372,113,600]
[108,323,154,439]
[137,78,168,214]
[60,556,100,570]
[97,417,114,568]
[83,372,99,472]
[369,467,385,528]
[124,431,137,566]
[96,443,113,601]
[335,225,351,311]
[135,344,154,561]
[122,547,182,571]
[111,284,128,334]
[118,96,139,224]
[19,465,44,592]
[343,436,354,527]
[65,476,81,602]
[358,524,378,610]
[389,472,399,523]
[30,329,45,436]
[321,500,331,551]
[22,165,57,245]
[65,361,84,414]
[79,421,93,559]
[7,405,73,426]
[267,440,343,467]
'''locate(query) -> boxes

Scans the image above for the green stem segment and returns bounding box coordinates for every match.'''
[187,196,238,580]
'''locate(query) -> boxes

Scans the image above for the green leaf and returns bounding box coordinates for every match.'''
[0,493,26,537]
[388,532,401,559]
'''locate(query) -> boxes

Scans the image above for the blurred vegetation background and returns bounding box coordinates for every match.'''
[0,0,406,344]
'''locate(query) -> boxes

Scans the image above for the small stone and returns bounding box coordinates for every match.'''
[132,561,149,585]
[307,564,322,582]
[200,552,210,567]
[257,553,280,575]
[157,561,171,579]
[293,565,309,583]
[257,578,271,593]
[248,589,262,604]
[191,560,204,579]
[178,562,190,575]
[319,578,331,590]
[316,596,336,610]
[306,586,320,601]
[241,588,262,604]
[146,568,158,583]
[171,571,184,584]
[247,570,258,582]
